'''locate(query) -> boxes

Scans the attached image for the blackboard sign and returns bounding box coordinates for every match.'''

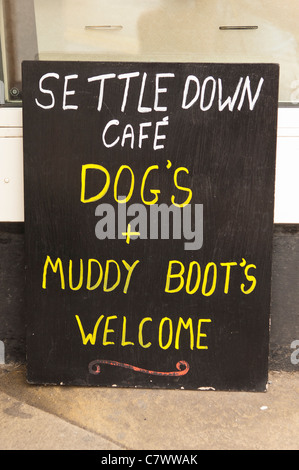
[22,61,279,391]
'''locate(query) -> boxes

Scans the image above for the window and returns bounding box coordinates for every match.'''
[1,0,299,105]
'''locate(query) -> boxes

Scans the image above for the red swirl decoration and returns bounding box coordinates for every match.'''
[88,359,190,377]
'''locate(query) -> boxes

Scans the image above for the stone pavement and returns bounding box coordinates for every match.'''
[0,364,298,450]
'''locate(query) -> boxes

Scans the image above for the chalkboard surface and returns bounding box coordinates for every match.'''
[22,62,279,391]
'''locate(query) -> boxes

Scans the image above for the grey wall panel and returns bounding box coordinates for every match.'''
[269,225,299,371]
[0,223,25,362]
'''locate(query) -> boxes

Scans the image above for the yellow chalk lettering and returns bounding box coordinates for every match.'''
[42,256,65,290]
[103,260,121,292]
[220,262,238,294]
[140,165,160,205]
[175,317,194,350]
[69,259,84,291]
[86,259,103,290]
[122,260,140,293]
[75,314,104,345]
[159,317,173,350]
[196,319,212,349]
[81,164,110,203]
[171,167,192,207]
[241,264,257,294]
[103,315,117,346]
[186,261,201,294]
[138,317,152,348]
[202,262,217,296]
[114,165,135,203]
[122,223,140,244]
[121,316,134,346]
[165,260,185,293]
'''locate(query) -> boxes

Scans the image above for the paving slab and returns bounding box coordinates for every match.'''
[0,365,298,450]
[0,389,122,450]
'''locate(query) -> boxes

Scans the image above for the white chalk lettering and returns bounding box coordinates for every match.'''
[237,76,264,111]
[118,71,140,112]
[63,74,78,110]
[87,73,116,111]
[35,72,60,109]
[154,73,175,111]
[34,70,264,113]
[182,74,264,111]
[138,72,152,113]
